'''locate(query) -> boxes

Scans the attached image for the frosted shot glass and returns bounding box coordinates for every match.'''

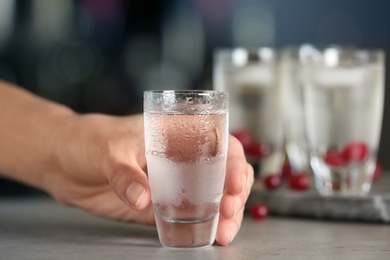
[144,90,229,248]
[302,48,385,196]
[213,48,285,178]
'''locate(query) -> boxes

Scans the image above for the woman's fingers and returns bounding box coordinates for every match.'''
[225,136,249,195]
[216,134,254,245]
[107,160,151,210]
[216,161,254,246]
[220,162,254,219]
[216,208,245,246]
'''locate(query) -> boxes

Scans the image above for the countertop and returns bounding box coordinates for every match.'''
[248,173,390,223]
[1,198,390,259]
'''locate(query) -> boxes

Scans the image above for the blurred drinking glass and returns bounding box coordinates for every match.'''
[213,48,285,178]
[302,47,385,196]
[281,47,309,172]
[281,45,317,174]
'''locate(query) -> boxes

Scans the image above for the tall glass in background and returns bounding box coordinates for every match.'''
[144,90,229,248]
[281,45,316,173]
[213,48,285,178]
[303,48,385,196]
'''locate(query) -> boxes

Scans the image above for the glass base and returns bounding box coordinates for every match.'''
[155,213,219,248]
[311,157,375,196]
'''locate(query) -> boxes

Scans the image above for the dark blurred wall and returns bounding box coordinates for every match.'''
[0,0,389,196]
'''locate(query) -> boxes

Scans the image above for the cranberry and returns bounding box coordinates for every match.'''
[250,203,269,220]
[373,162,382,182]
[281,162,292,179]
[288,173,311,191]
[246,143,269,160]
[341,141,369,163]
[264,175,282,190]
[332,179,352,191]
[231,129,253,150]
[324,150,345,167]
[332,183,340,191]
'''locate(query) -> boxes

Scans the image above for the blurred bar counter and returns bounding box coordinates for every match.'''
[1,195,390,259]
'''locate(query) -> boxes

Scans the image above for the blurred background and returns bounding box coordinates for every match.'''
[0,0,389,196]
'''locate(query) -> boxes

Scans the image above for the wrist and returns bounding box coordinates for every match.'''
[41,110,78,190]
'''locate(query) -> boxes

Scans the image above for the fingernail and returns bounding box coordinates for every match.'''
[126,182,146,207]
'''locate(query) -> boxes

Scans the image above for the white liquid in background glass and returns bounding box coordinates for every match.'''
[144,112,228,247]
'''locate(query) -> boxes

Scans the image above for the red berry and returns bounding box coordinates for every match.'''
[281,162,292,179]
[264,175,282,190]
[288,173,311,191]
[341,141,369,163]
[246,143,269,159]
[332,183,340,191]
[231,129,252,150]
[250,203,269,220]
[324,150,345,167]
[373,162,382,182]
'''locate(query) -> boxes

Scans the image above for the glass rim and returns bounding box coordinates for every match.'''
[288,46,385,67]
[213,47,279,65]
[214,46,277,54]
[316,47,383,58]
[144,90,228,95]
[144,90,229,114]
[282,44,383,52]
[283,45,384,60]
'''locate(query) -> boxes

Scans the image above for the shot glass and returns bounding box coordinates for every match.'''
[213,48,285,178]
[144,90,229,248]
[302,47,385,196]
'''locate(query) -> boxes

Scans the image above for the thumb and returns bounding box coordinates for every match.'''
[108,163,151,210]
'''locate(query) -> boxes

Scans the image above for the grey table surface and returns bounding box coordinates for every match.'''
[1,198,390,260]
